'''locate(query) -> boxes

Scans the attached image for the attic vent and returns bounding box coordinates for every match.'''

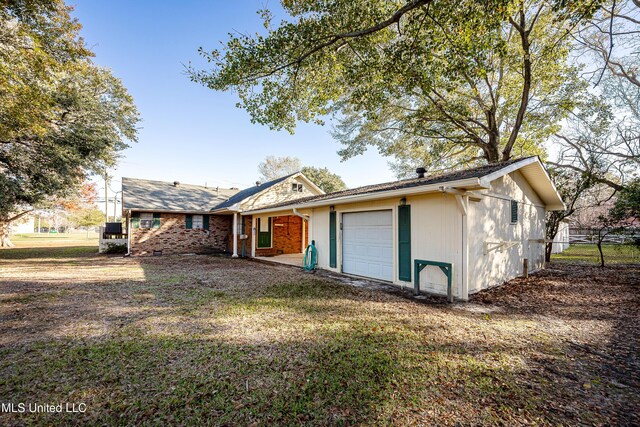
[173,181,180,187]
[416,168,426,178]
[255,181,261,187]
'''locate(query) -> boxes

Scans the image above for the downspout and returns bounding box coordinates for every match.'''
[444,188,469,301]
[292,208,309,220]
[125,210,132,257]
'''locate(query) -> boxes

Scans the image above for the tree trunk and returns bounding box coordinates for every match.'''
[597,239,605,267]
[0,211,33,248]
[0,221,14,248]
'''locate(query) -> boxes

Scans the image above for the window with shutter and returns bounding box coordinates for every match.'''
[185,214,193,229]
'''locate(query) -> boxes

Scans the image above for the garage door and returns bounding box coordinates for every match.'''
[342,210,393,281]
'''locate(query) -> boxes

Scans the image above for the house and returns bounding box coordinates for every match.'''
[121,173,324,256]
[242,157,565,301]
[551,221,570,254]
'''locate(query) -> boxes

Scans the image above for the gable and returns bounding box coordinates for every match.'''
[239,175,324,211]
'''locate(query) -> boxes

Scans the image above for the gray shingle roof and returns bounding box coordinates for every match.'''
[211,173,297,210]
[251,157,535,211]
[122,178,239,213]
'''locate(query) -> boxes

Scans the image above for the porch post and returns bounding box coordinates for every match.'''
[301,218,306,253]
[251,216,256,257]
[232,212,238,257]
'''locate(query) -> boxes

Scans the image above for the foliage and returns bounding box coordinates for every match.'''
[544,166,597,261]
[257,155,301,181]
[257,156,347,193]
[0,0,139,225]
[101,242,127,254]
[191,0,601,174]
[300,166,347,193]
[69,207,104,228]
[609,179,640,223]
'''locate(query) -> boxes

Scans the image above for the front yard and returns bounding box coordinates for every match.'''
[0,247,638,426]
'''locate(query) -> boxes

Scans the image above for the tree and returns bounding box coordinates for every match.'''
[257,155,302,181]
[190,0,600,173]
[301,166,347,193]
[548,0,639,191]
[544,167,595,262]
[69,207,104,238]
[0,0,139,247]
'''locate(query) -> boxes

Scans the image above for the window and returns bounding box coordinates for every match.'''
[292,183,303,192]
[510,200,518,223]
[139,213,154,228]
[192,214,203,230]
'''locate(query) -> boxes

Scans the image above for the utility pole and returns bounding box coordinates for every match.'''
[104,172,109,224]
[113,190,122,221]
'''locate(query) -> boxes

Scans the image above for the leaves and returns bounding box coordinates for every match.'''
[0,0,139,219]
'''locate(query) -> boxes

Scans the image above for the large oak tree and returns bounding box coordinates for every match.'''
[191,0,602,173]
[0,0,139,247]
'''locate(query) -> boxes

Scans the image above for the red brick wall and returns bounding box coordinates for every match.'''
[131,213,231,255]
[255,215,305,256]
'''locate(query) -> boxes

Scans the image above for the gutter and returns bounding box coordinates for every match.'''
[243,177,485,215]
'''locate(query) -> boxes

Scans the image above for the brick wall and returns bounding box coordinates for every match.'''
[255,215,305,256]
[131,213,231,255]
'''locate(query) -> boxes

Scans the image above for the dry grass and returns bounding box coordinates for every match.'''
[0,247,638,426]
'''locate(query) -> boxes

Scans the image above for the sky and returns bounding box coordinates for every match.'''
[70,0,397,214]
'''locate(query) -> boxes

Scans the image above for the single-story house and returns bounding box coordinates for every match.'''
[122,156,564,301]
[121,173,324,256]
[242,156,565,300]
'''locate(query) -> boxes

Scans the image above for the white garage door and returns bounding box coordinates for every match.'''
[342,210,393,281]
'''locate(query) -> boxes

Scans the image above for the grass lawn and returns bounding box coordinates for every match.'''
[8,232,99,248]
[552,243,639,264]
[0,247,638,426]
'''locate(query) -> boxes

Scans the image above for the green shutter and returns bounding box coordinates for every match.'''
[329,211,337,268]
[203,215,210,230]
[257,218,271,248]
[152,213,161,229]
[398,205,411,282]
[510,200,518,223]
[131,212,140,229]
[186,214,193,229]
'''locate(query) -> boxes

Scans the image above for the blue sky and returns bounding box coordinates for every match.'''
[71,0,397,209]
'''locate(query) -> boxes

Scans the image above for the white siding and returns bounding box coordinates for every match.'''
[467,171,546,294]
[310,194,463,298]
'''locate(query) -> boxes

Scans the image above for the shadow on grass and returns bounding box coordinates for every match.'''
[2,249,638,425]
[0,245,99,260]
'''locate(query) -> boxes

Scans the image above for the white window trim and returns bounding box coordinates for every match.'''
[192,214,204,230]
[139,212,153,229]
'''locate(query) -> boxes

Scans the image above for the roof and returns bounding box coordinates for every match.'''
[245,157,565,213]
[122,178,239,213]
[212,173,297,211]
